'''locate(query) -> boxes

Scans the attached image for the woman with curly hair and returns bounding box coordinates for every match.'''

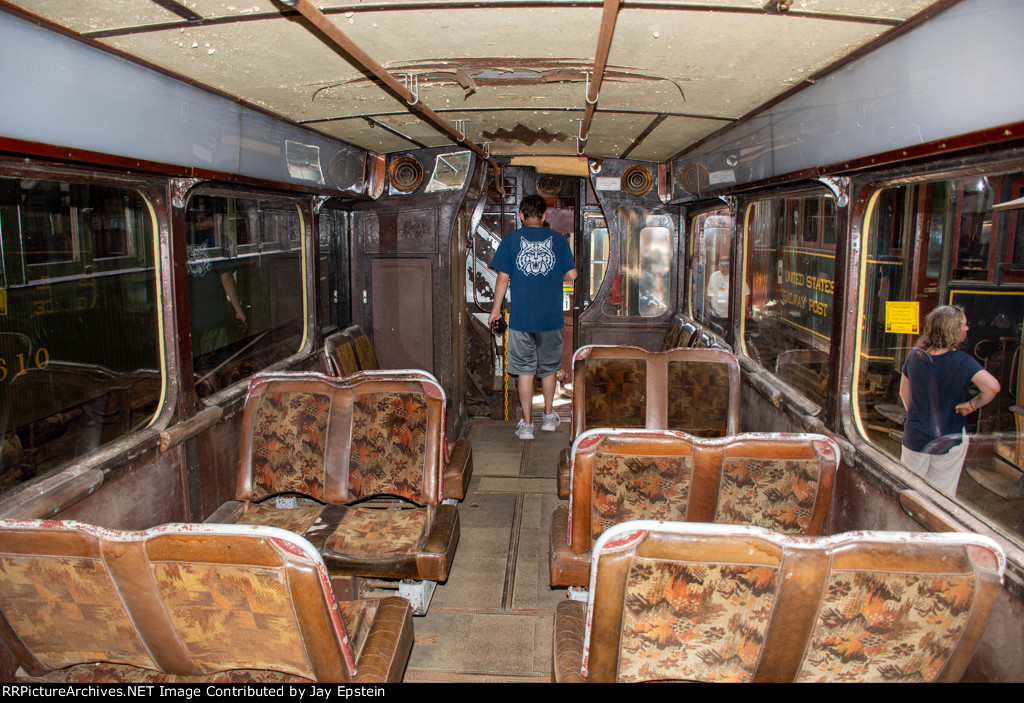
[900,305,1000,496]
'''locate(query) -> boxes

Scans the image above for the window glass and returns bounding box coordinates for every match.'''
[584,215,609,305]
[689,208,732,334]
[319,205,351,334]
[855,169,1024,542]
[600,208,673,318]
[186,194,304,398]
[742,191,836,408]
[0,177,161,491]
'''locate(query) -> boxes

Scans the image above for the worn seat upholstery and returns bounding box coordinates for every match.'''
[320,334,473,501]
[322,330,360,376]
[661,316,704,351]
[551,430,839,587]
[208,371,459,589]
[313,364,474,501]
[557,346,741,497]
[0,521,412,683]
[553,521,1005,683]
[335,324,380,371]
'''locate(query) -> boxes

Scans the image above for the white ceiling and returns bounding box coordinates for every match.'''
[9,0,945,161]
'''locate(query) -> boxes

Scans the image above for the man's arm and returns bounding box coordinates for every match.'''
[488,272,510,325]
[220,271,247,327]
[564,268,578,282]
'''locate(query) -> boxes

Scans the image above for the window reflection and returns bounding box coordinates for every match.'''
[743,192,836,407]
[690,209,732,334]
[585,218,609,305]
[186,194,305,398]
[856,169,1024,542]
[319,206,351,335]
[0,177,160,491]
[601,207,673,318]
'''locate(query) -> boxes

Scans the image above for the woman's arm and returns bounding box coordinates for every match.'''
[900,373,911,411]
[956,369,1001,416]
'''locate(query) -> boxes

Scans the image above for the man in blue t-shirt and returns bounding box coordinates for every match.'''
[488,195,577,439]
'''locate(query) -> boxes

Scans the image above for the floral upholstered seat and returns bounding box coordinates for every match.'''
[558,346,741,497]
[553,521,1004,683]
[0,521,412,683]
[550,430,839,587]
[319,338,473,501]
[207,371,460,608]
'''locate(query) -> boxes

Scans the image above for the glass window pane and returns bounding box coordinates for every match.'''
[602,207,673,318]
[743,192,836,408]
[187,194,305,397]
[639,225,671,317]
[319,206,351,334]
[0,177,161,491]
[587,224,609,304]
[690,208,732,334]
[855,168,1024,543]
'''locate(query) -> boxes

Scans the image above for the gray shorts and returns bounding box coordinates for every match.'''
[508,329,563,378]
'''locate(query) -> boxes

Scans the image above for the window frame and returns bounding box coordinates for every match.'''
[181,185,313,407]
[0,161,173,510]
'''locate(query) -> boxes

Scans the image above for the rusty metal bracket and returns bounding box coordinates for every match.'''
[169,178,202,209]
[582,71,599,105]
[817,176,850,208]
[397,73,420,106]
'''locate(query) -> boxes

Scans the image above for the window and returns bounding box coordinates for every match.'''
[689,208,732,334]
[0,176,161,490]
[742,191,837,408]
[598,207,673,318]
[186,193,305,398]
[854,168,1024,542]
[583,213,609,306]
[319,205,351,335]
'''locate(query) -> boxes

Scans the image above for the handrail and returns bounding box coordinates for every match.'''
[576,0,621,154]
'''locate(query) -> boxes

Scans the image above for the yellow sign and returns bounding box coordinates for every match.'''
[885,301,919,334]
[0,289,5,316]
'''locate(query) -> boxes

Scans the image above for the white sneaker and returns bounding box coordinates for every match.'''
[541,412,561,432]
[515,419,534,440]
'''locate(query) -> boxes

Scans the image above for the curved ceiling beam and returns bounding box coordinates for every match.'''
[278,0,500,176]
[577,0,621,155]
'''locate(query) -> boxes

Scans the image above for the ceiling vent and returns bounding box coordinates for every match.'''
[536,174,563,197]
[621,165,653,196]
[679,162,709,195]
[388,155,424,194]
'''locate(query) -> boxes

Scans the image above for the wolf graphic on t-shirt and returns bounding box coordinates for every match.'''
[515,237,556,276]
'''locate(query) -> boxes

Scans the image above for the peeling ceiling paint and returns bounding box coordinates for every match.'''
[7,0,948,161]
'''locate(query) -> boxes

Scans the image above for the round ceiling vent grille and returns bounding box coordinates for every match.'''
[679,162,709,195]
[388,155,424,193]
[621,165,653,196]
[328,151,362,191]
[536,174,563,197]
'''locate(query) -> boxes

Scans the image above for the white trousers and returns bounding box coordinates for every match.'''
[901,430,969,497]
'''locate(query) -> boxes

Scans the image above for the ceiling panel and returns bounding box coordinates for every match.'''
[5,0,950,159]
[15,0,181,32]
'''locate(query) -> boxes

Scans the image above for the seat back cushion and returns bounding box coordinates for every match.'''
[666,358,733,436]
[583,523,1004,683]
[248,389,331,501]
[581,356,647,432]
[0,522,355,682]
[713,436,838,535]
[0,527,156,674]
[348,389,429,502]
[589,451,693,540]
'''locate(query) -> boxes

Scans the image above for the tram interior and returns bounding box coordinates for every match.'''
[1,0,1024,684]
